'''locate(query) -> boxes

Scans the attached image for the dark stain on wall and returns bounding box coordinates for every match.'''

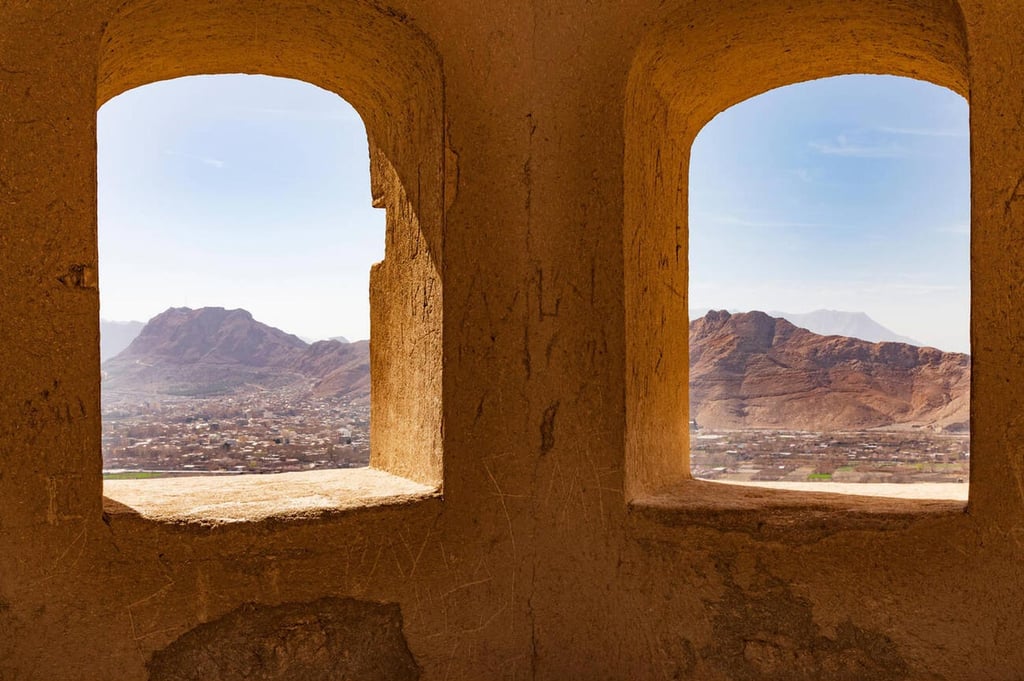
[701,559,908,681]
[147,597,420,681]
[655,634,697,679]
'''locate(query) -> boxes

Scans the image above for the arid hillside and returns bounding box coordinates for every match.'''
[102,307,369,401]
[690,310,970,431]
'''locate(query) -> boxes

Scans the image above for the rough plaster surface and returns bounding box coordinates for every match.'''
[3,0,1024,679]
[699,563,910,681]
[147,598,419,680]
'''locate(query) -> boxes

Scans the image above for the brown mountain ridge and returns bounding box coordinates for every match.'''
[102,307,369,401]
[105,307,969,432]
[689,310,970,432]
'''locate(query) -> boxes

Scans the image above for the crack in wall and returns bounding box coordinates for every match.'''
[539,401,559,456]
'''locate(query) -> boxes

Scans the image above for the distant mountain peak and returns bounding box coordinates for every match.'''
[100,319,146,362]
[159,306,254,323]
[767,308,922,346]
[691,307,923,346]
[103,306,369,401]
[119,306,307,365]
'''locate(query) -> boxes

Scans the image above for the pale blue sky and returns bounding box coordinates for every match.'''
[99,73,969,351]
[98,74,383,341]
[689,75,969,352]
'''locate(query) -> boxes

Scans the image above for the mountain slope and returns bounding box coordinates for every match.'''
[100,319,145,362]
[689,310,969,431]
[768,309,922,346]
[290,339,371,399]
[102,307,369,400]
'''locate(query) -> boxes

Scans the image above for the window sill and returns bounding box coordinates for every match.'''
[629,479,967,539]
[103,468,438,525]
[694,478,968,501]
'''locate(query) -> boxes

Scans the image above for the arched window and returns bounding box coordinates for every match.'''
[687,75,969,498]
[99,74,381,479]
[95,1,446,520]
[622,0,970,508]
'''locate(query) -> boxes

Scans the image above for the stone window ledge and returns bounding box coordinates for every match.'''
[629,479,966,538]
[698,479,967,501]
[103,468,438,525]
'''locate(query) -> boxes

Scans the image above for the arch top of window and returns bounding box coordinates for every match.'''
[626,0,968,139]
[96,0,447,262]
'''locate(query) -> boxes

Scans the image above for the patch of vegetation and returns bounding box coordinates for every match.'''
[103,471,165,480]
[807,472,833,481]
[164,382,235,397]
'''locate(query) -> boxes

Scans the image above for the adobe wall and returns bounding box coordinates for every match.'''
[2,0,1024,679]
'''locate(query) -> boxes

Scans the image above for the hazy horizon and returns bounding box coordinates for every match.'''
[99,307,365,343]
[98,74,382,343]
[689,75,969,353]
[99,73,969,352]
[101,304,928,350]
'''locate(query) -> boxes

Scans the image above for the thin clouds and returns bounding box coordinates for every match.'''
[163,149,225,168]
[790,168,815,184]
[810,125,965,158]
[234,106,361,123]
[707,213,821,229]
[876,126,966,138]
[688,76,969,351]
[809,133,909,159]
[859,282,962,295]
[703,279,963,298]
[806,280,964,298]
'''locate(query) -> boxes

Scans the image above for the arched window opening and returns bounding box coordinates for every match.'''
[687,75,970,499]
[99,74,380,481]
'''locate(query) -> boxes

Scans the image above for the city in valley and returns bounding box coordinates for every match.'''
[690,428,969,485]
[99,308,971,485]
[104,389,970,487]
[102,386,369,477]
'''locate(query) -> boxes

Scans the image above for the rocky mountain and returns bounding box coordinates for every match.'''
[690,310,969,432]
[100,319,145,362]
[290,339,370,399]
[102,307,369,400]
[691,308,921,346]
[768,309,921,346]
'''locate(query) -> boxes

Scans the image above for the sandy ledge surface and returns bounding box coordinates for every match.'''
[103,468,437,523]
[104,470,967,526]
[708,479,968,500]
